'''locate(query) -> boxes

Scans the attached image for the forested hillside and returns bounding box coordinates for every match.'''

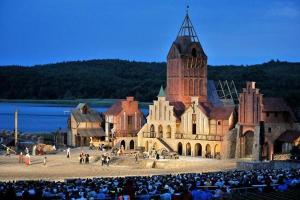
[0,59,299,107]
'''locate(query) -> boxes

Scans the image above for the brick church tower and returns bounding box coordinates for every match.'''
[166,12,207,105]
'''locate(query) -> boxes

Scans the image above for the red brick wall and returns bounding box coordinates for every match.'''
[238,82,263,126]
[167,56,207,104]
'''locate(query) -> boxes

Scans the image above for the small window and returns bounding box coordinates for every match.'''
[266,112,269,117]
[268,127,271,133]
[192,114,196,123]
[217,121,221,125]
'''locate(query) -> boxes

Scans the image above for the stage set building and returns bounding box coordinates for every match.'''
[67,103,105,147]
[67,12,300,160]
[135,12,300,160]
[104,97,145,150]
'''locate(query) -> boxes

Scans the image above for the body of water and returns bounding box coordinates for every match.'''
[0,103,149,133]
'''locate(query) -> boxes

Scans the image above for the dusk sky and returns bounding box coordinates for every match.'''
[0,0,299,66]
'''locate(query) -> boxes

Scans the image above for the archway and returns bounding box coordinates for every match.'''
[195,143,202,156]
[166,125,171,138]
[158,125,163,138]
[186,143,191,156]
[150,124,155,138]
[214,144,220,158]
[205,144,212,158]
[129,140,134,150]
[178,142,183,155]
[121,140,126,150]
[244,131,254,157]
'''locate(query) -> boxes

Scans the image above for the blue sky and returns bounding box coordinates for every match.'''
[0,0,299,66]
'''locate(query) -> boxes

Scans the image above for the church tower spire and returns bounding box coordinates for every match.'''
[166,9,207,105]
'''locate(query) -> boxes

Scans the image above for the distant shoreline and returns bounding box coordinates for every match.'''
[0,99,151,108]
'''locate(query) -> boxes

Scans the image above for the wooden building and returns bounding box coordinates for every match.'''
[67,103,105,147]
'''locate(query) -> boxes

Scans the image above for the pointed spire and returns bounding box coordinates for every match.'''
[157,86,166,97]
[177,8,199,42]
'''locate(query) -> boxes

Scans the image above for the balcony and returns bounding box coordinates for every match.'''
[175,133,223,141]
[142,132,223,141]
[114,130,138,137]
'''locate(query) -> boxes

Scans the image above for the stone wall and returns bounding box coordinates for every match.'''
[237,160,300,170]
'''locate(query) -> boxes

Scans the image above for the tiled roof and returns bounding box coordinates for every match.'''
[170,101,186,119]
[77,128,105,137]
[263,97,291,112]
[209,106,235,120]
[105,100,123,115]
[198,102,213,116]
[263,97,295,121]
[197,102,234,120]
[71,104,102,123]
[207,80,222,107]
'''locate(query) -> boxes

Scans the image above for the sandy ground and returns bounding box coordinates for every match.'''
[0,148,237,181]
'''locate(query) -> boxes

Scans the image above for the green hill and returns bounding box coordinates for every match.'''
[0,59,299,108]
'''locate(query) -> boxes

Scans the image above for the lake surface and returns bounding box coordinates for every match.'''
[0,103,149,133]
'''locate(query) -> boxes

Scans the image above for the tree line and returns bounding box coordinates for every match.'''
[0,59,299,108]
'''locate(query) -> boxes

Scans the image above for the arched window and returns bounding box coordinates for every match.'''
[129,140,134,150]
[199,79,203,95]
[184,79,188,95]
[178,142,183,155]
[189,79,193,96]
[158,125,163,138]
[194,79,199,96]
[166,125,171,138]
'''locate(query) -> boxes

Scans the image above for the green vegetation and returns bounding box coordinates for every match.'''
[0,59,299,108]
[0,99,151,108]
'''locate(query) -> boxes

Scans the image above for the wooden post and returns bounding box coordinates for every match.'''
[14,110,18,151]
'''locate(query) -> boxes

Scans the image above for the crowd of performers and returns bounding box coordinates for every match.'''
[4,144,118,167]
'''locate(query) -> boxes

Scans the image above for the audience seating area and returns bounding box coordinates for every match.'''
[0,169,300,200]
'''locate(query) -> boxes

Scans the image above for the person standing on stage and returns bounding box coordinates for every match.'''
[67,147,70,158]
